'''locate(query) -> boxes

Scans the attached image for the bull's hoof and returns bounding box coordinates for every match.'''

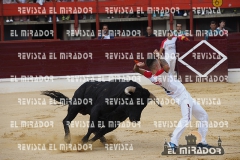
[81,138,89,144]
[100,137,107,145]
[64,134,71,144]
[87,140,94,144]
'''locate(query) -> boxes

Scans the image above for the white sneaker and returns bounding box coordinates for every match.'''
[48,17,52,22]
[183,12,187,16]
[20,19,23,22]
[107,16,110,19]
[6,19,10,23]
[111,16,114,18]
[56,17,59,22]
[9,19,13,22]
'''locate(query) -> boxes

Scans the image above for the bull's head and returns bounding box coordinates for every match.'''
[124,86,161,122]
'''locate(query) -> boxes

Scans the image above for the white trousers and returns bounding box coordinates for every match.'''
[165,53,176,75]
[170,90,208,146]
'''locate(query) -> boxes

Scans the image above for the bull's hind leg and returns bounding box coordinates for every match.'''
[63,105,80,143]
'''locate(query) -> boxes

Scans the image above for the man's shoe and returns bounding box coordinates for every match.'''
[168,142,177,152]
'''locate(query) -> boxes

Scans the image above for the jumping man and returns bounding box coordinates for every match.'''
[133,52,211,151]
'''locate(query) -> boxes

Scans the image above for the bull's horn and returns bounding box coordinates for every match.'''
[124,86,136,95]
[149,92,156,100]
[149,92,162,107]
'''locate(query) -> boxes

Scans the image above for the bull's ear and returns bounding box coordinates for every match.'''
[124,86,136,95]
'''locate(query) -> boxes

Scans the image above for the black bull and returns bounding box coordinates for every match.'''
[41,80,161,144]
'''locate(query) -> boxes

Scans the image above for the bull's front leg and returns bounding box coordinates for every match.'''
[88,122,118,143]
[82,107,101,144]
[94,130,107,145]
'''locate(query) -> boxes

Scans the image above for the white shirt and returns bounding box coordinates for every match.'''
[144,71,186,98]
[217,27,225,31]
[217,27,228,36]
[160,37,177,56]
[103,34,110,39]
[173,30,185,37]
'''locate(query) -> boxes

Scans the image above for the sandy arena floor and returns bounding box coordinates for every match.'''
[0,82,240,160]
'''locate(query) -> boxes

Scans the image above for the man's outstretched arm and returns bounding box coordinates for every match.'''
[133,63,147,76]
[158,57,170,73]
[153,50,170,73]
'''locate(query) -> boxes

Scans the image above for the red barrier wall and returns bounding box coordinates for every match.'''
[0,35,239,82]
[177,39,228,83]
[227,33,240,69]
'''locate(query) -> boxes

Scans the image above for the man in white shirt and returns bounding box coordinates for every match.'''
[98,24,114,39]
[157,31,177,75]
[173,23,185,37]
[133,54,210,151]
[217,20,228,36]
[217,20,226,30]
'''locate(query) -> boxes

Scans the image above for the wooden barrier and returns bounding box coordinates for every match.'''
[1,36,237,83]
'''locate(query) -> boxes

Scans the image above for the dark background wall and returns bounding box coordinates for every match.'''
[1,34,239,82]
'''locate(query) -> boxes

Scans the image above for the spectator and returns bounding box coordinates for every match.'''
[16,0,30,22]
[33,0,59,22]
[33,0,40,21]
[98,24,114,39]
[217,20,228,36]
[145,26,156,37]
[3,0,13,23]
[157,30,177,75]
[217,20,226,30]
[46,0,59,22]
[205,21,220,40]
[173,23,185,36]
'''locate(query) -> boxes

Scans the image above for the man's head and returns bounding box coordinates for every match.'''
[102,24,108,34]
[176,23,182,32]
[146,26,153,35]
[145,58,161,74]
[210,21,217,31]
[219,20,225,29]
[167,30,173,40]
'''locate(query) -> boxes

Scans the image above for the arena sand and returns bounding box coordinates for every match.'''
[0,82,240,160]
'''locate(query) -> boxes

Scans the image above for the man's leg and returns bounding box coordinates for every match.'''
[190,93,209,144]
[169,57,176,75]
[170,92,193,146]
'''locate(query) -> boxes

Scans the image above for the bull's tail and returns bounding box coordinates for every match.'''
[41,91,70,106]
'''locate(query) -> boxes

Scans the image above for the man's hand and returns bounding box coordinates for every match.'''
[153,49,160,59]
[133,61,144,72]
[133,62,146,75]
[136,62,145,67]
